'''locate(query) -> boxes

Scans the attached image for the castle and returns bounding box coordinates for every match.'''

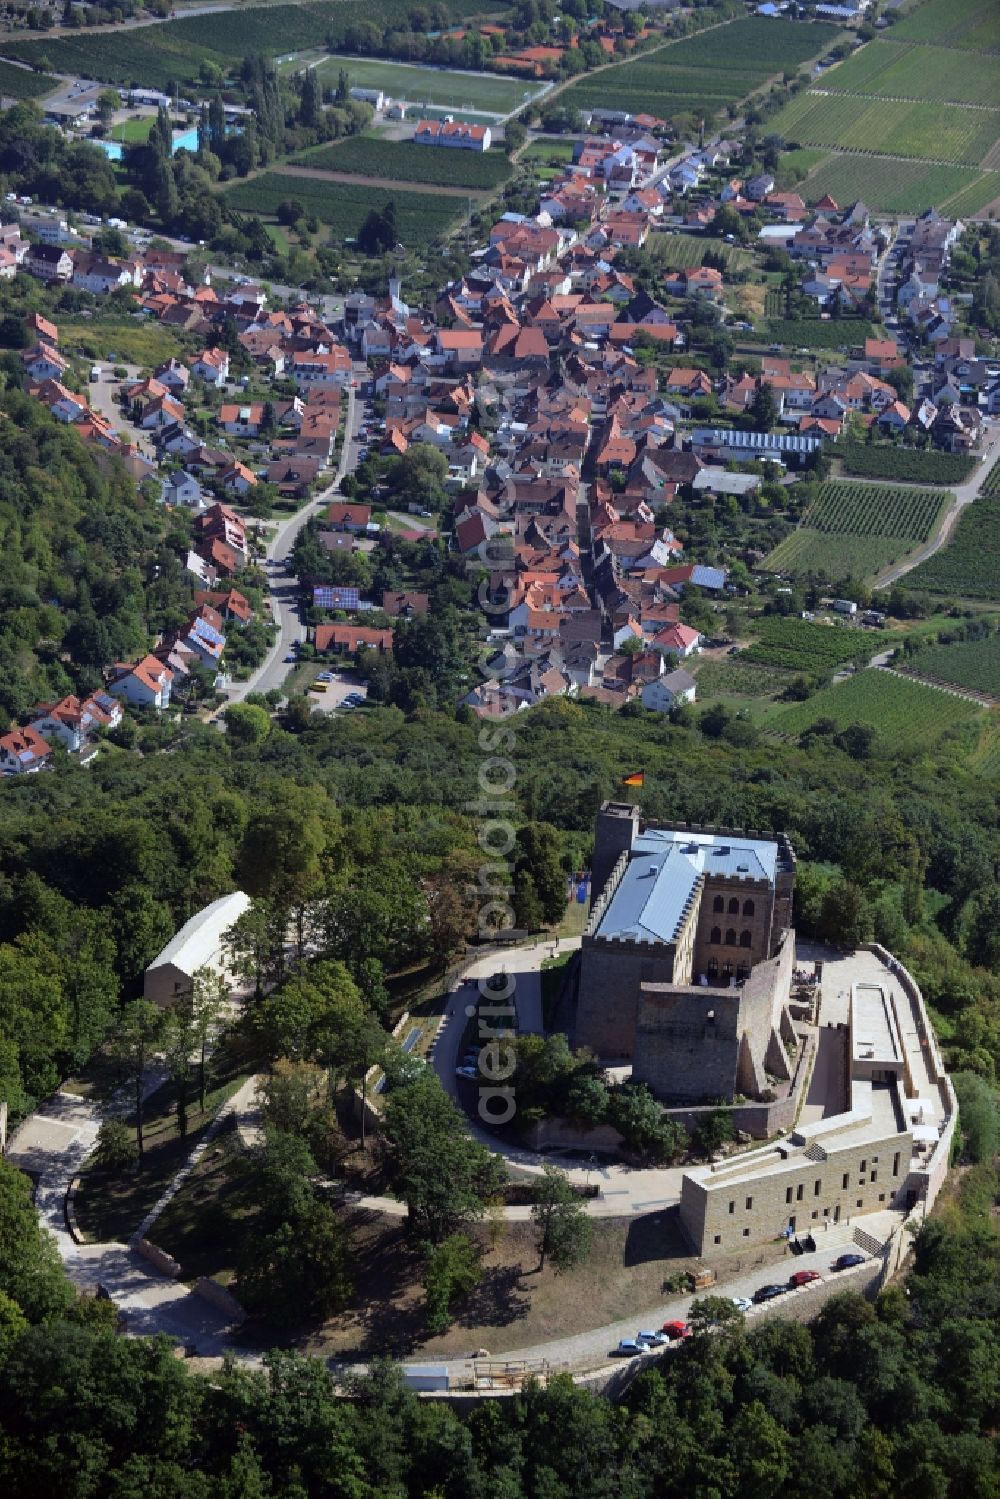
[576,803,797,1104]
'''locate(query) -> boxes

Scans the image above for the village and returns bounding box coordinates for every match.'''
[0,106,996,769]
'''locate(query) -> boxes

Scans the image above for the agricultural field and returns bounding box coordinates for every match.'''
[968,719,1000,778]
[522,138,575,166]
[292,136,511,190]
[903,631,1000,697]
[891,0,1000,50]
[306,54,543,115]
[763,483,946,580]
[938,173,1000,219]
[223,172,460,249]
[560,16,840,123]
[906,495,1000,601]
[821,39,1000,108]
[692,659,797,699]
[758,316,881,350]
[644,232,752,272]
[0,58,55,98]
[742,616,881,674]
[764,668,983,747]
[0,0,487,91]
[770,90,1000,168]
[835,443,976,485]
[796,151,992,215]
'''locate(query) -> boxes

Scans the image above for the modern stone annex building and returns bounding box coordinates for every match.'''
[679,945,956,1258]
[576,803,796,1103]
[143,890,251,1007]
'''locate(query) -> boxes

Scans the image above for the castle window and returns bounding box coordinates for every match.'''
[710,926,721,945]
[739,929,752,948]
[871,1170,877,1182]
[742,1227,750,1237]
[713,895,724,913]
[796,1184,804,1201]
[814,1179,821,1196]
[728,1200,735,1215]
[892,1152,900,1175]
[745,1196,753,1210]
[713,1235,721,1245]
[725,928,736,946]
[728,897,739,915]
[786,1187,793,1204]
[842,1173,849,1190]
[707,958,719,980]
[736,963,749,982]
[857,1199,863,1208]
[743,899,755,917]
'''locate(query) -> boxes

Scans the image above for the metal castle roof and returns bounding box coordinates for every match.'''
[596,829,778,944]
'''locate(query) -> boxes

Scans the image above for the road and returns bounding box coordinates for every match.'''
[872,417,1000,589]
[223,362,365,703]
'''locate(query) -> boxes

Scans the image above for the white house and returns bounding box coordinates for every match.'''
[641,668,697,713]
[0,725,52,775]
[652,623,702,659]
[190,348,230,385]
[414,119,491,152]
[28,691,122,752]
[107,654,173,709]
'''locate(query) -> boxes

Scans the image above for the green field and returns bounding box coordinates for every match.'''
[0,0,487,90]
[305,53,543,115]
[904,632,1000,696]
[0,57,56,98]
[797,151,992,214]
[822,38,1000,107]
[223,172,460,248]
[982,459,1000,498]
[764,667,983,746]
[835,443,976,485]
[763,482,946,580]
[891,0,1000,50]
[292,136,511,189]
[560,16,840,123]
[742,615,880,674]
[644,232,752,273]
[693,659,797,699]
[771,89,1000,167]
[758,316,881,350]
[906,495,1000,601]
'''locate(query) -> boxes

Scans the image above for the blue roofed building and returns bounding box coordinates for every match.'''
[576,802,798,1108]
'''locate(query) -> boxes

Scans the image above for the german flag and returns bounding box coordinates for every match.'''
[621,771,644,788]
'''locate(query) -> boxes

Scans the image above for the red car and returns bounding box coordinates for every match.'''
[661,1320,692,1340]
[789,1269,821,1288]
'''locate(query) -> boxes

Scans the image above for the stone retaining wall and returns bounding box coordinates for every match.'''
[135,1237,182,1278]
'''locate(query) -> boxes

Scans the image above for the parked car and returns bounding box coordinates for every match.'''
[789,1270,821,1288]
[661,1321,691,1340]
[455,1065,477,1079]
[730,1297,752,1313]
[611,1339,644,1358]
[283,654,296,663]
[832,1252,865,1271]
[753,1284,787,1304]
[636,1330,669,1347]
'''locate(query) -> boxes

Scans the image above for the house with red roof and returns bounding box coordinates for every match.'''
[315,624,394,654]
[107,655,173,710]
[651,622,702,659]
[190,348,230,385]
[0,725,52,775]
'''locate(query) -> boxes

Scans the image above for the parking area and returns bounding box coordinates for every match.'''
[306,670,368,715]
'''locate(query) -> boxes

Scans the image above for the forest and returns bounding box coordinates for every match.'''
[0,1135,997,1497]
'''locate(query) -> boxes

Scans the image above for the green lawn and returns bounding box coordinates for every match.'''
[110,115,157,143]
[306,53,545,115]
[58,316,192,369]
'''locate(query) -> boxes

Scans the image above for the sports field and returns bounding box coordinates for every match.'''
[303,54,545,116]
[560,16,840,125]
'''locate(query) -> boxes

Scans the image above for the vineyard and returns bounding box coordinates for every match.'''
[561,16,839,122]
[764,668,983,748]
[292,137,511,190]
[822,39,1000,108]
[761,531,912,580]
[981,459,1000,498]
[799,153,990,215]
[906,494,1000,601]
[0,0,486,90]
[758,317,881,350]
[835,443,976,485]
[742,616,880,674]
[802,482,945,540]
[223,173,460,249]
[770,90,1000,167]
[903,632,1000,697]
[892,0,1000,50]
[0,58,55,98]
[763,479,947,577]
[693,659,797,699]
[643,233,751,272]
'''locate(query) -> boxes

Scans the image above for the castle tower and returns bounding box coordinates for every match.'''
[591,801,640,906]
